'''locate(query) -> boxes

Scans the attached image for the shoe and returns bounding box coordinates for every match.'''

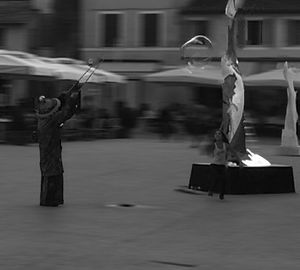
[219,194,224,200]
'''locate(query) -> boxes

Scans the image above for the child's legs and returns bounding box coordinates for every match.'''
[208,165,216,192]
[219,167,227,195]
[209,164,224,192]
[209,164,227,193]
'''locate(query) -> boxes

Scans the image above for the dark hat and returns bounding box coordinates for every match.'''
[36,96,61,118]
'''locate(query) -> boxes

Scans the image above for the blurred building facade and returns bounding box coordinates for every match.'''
[79,0,300,113]
[180,0,300,123]
[182,0,300,72]
[2,0,300,116]
[0,0,35,51]
[31,0,80,58]
[0,0,37,106]
[80,0,191,111]
[0,0,81,107]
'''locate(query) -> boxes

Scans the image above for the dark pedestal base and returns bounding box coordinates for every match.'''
[188,163,295,194]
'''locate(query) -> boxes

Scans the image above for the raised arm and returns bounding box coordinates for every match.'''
[56,83,83,123]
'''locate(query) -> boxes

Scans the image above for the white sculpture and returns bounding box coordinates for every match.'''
[280,62,300,154]
[221,0,270,166]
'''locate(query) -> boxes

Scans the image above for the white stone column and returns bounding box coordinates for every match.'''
[278,62,300,155]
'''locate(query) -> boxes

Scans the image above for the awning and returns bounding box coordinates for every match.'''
[0,54,28,74]
[75,64,127,84]
[48,58,127,84]
[40,57,101,83]
[0,50,126,83]
[0,53,55,79]
[144,65,224,86]
[244,68,300,88]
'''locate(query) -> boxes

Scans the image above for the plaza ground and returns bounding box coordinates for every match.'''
[0,137,299,269]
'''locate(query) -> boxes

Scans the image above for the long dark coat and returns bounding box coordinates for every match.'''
[38,94,79,206]
[37,96,78,177]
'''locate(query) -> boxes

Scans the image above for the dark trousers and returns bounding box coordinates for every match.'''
[40,174,64,206]
[209,164,227,195]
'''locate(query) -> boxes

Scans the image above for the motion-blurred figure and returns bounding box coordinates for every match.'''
[208,130,242,200]
[36,83,82,207]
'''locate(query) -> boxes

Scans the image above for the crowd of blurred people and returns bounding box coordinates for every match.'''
[0,98,288,146]
[139,103,220,144]
[0,99,222,146]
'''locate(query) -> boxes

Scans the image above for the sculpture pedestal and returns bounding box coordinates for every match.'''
[188,163,295,194]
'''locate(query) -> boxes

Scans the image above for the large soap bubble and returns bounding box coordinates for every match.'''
[180,35,213,70]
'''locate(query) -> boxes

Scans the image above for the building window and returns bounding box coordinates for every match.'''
[287,20,300,46]
[246,20,263,45]
[102,13,122,47]
[239,19,274,47]
[141,12,161,47]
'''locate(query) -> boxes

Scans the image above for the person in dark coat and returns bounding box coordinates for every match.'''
[36,83,82,207]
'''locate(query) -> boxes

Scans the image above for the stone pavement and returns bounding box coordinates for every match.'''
[0,138,299,270]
